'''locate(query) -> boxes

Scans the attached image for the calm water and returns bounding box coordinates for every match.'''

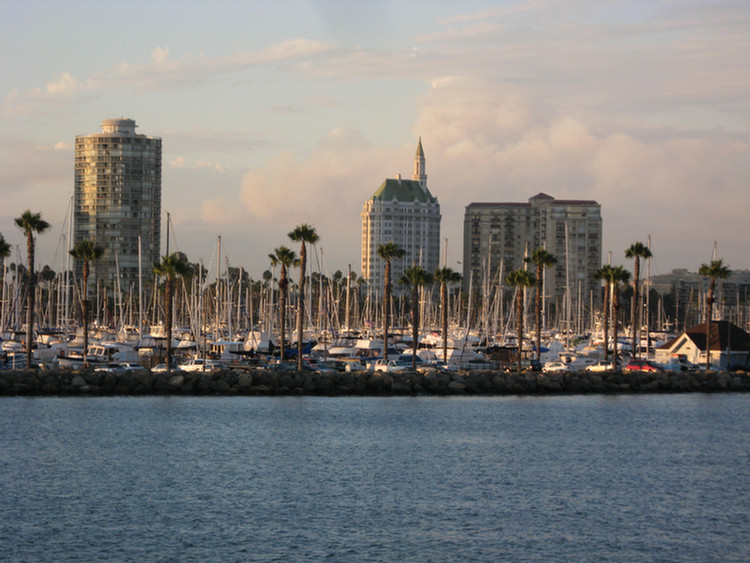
[1,394,749,562]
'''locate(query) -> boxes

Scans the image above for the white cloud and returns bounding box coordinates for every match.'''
[169,156,227,172]
[411,78,750,272]
[44,72,79,96]
[239,128,384,222]
[200,198,243,224]
[1,39,339,117]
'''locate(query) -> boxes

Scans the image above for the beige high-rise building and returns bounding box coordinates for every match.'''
[74,118,161,290]
[361,139,441,296]
[463,193,602,306]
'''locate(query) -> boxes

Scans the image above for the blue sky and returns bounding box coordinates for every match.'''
[1,0,749,279]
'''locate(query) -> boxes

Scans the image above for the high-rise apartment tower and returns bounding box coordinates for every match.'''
[74,118,161,290]
[463,193,602,306]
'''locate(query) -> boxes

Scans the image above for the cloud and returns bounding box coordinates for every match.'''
[437,2,543,26]
[169,156,227,172]
[409,77,750,271]
[43,72,80,96]
[200,198,243,224]
[1,39,339,117]
[239,128,383,222]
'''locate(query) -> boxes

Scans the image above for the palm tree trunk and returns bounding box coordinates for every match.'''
[535,264,542,361]
[279,272,287,363]
[602,286,610,362]
[82,263,89,368]
[516,288,524,372]
[165,279,173,373]
[383,260,391,362]
[26,235,34,367]
[411,285,419,370]
[441,282,448,364]
[613,285,620,365]
[631,257,640,357]
[706,281,715,370]
[297,244,306,371]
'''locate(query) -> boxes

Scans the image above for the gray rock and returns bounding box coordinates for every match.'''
[237,373,254,390]
[169,374,185,388]
[447,380,467,393]
[71,375,87,388]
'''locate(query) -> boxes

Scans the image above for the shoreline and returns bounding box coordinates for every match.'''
[2,366,750,397]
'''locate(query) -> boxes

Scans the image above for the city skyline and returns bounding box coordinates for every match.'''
[1,1,749,280]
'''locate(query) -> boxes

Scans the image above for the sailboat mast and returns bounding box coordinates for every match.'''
[138,236,143,339]
[64,195,73,351]
[215,236,221,339]
[646,234,652,358]
[564,221,571,348]
[226,257,232,338]
[237,266,243,333]
[345,264,351,332]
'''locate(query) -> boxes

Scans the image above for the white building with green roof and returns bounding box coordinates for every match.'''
[361,139,441,296]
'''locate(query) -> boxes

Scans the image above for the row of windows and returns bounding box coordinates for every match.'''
[76,137,160,147]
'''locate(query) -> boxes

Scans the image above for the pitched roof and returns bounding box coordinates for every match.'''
[370,178,437,204]
[662,320,750,352]
[415,137,424,158]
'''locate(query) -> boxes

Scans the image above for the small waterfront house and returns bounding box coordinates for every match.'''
[654,321,750,370]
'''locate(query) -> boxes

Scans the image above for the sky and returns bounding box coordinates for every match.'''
[1,0,749,280]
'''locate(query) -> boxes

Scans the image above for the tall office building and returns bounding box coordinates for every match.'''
[74,118,161,290]
[463,193,602,306]
[361,139,441,296]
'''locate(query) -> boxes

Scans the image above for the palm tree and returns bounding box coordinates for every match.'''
[270,246,297,363]
[505,268,536,372]
[625,242,653,357]
[399,265,433,370]
[288,224,319,371]
[15,210,51,367]
[69,240,104,367]
[377,242,406,361]
[609,266,631,366]
[434,267,461,365]
[0,235,10,335]
[0,234,10,261]
[699,259,731,370]
[593,265,614,362]
[152,253,191,373]
[525,248,557,361]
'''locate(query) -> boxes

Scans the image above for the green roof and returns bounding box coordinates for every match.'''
[371,178,437,203]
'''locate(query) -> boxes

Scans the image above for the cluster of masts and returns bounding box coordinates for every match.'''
[0,206,739,374]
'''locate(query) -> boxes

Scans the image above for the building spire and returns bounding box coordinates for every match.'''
[413,137,427,189]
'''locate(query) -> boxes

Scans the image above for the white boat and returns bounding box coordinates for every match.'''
[58,342,139,369]
[244,331,276,355]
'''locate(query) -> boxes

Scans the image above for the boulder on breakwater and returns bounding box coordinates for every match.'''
[1,365,749,397]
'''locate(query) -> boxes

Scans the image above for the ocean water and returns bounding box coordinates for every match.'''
[1,394,749,562]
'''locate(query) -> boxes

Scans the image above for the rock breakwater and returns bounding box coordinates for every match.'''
[1,366,749,396]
